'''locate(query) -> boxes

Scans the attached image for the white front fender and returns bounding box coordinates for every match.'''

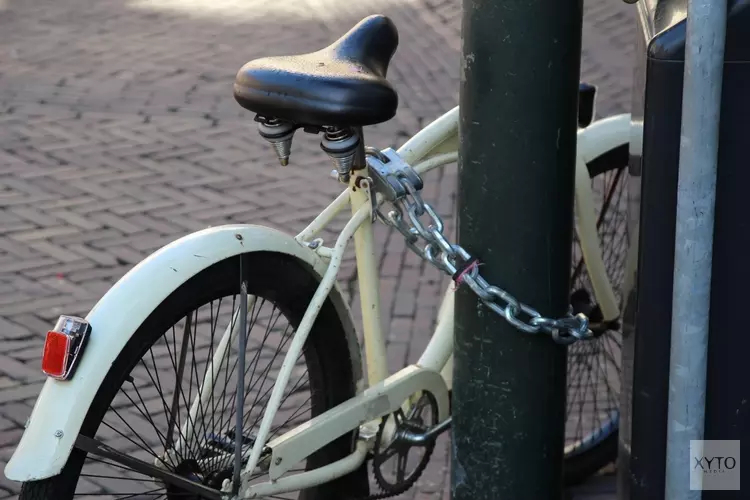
[4,224,362,482]
[574,113,632,321]
[577,112,632,163]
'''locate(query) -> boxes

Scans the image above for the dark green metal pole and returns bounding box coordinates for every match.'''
[452,0,583,499]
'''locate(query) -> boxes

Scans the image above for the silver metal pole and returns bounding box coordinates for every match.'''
[665,0,727,498]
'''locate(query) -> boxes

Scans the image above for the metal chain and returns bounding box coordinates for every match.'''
[373,176,594,345]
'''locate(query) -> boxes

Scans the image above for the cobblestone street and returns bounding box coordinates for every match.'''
[0,0,636,498]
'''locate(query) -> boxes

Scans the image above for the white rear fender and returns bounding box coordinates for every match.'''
[4,224,362,482]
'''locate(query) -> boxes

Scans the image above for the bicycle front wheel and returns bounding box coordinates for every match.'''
[18,252,369,499]
[563,139,629,484]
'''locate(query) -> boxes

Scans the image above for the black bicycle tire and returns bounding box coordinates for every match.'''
[18,251,369,499]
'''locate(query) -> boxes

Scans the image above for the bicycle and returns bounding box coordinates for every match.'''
[5,14,632,500]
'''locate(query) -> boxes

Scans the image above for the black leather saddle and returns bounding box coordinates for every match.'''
[233,15,399,127]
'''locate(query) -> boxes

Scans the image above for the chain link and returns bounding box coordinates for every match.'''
[372,171,594,345]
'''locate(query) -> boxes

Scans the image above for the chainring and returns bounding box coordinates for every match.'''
[366,391,439,499]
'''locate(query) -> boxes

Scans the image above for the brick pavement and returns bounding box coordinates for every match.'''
[0,0,636,497]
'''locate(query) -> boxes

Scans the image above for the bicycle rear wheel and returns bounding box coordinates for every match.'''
[18,252,369,499]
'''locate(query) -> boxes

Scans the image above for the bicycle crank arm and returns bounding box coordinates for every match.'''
[74,434,222,500]
[400,416,452,445]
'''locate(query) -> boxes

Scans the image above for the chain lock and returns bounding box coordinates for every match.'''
[365,148,594,345]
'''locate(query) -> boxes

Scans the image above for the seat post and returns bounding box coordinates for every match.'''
[352,127,368,172]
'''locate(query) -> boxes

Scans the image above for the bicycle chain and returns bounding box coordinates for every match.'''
[365,151,595,345]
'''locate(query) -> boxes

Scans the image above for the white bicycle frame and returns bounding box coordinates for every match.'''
[4,106,633,499]
[184,107,632,497]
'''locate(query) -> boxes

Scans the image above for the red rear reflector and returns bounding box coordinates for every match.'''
[42,330,71,379]
[40,315,91,381]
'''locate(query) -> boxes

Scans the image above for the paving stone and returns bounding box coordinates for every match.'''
[0,383,45,405]
[0,356,40,383]
[0,318,28,340]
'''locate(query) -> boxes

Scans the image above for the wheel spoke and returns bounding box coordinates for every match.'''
[122,380,178,469]
[136,354,192,465]
[72,489,164,497]
[79,473,161,483]
[99,418,159,463]
[165,315,192,449]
